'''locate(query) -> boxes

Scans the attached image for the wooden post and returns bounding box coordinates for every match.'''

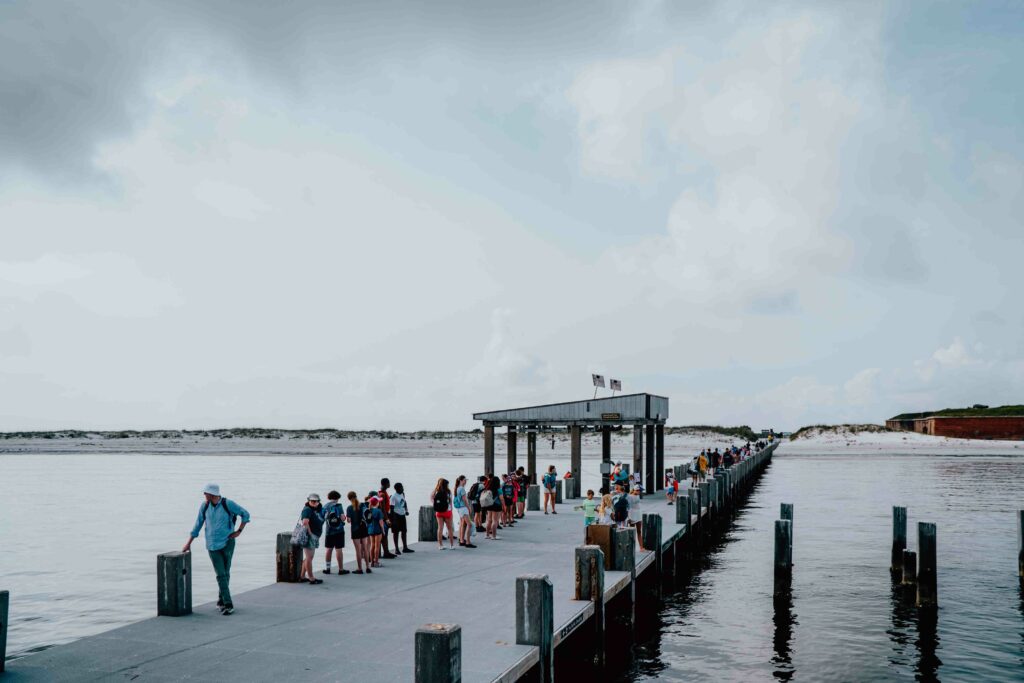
[632,426,643,489]
[916,522,937,608]
[527,430,538,485]
[774,520,793,596]
[613,527,636,629]
[584,523,615,570]
[645,424,655,494]
[276,532,302,583]
[419,505,439,543]
[516,574,553,683]
[507,425,518,474]
[415,623,461,683]
[483,425,495,476]
[570,425,582,499]
[780,503,794,550]
[642,513,663,584]
[676,488,689,530]
[901,550,917,586]
[555,479,563,504]
[575,546,606,668]
[891,506,907,576]
[655,424,665,491]
[527,484,540,512]
[0,590,8,674]
[157,551,192,616]
[1018,510,1023,586]
[601,425,612,496]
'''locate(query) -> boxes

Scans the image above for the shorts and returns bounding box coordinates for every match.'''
[390,513,407,533]
[490,501,503,512]
[503,497,513,507]
[351,526,368,540]
[456,507,470,519]
[325,533,345,549]
[305,533,321,550]
[435,510,452,519]
[472,502,481,514]
[584,517,596,527]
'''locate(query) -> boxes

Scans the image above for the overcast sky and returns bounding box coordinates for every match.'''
[1,1,1021,431]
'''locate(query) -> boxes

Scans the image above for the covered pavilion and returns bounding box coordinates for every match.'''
[472,393,668,496]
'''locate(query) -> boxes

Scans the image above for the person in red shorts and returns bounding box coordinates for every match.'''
[432,477,455,550]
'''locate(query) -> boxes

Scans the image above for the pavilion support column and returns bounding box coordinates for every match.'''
[601,425,612,495]
[527,430,537,485]
[645,424,655,495]
[655,424,665,492]
[570,425,582,499]
[507,425,517,474]
[632,426,643,484]
[484,425,495,476]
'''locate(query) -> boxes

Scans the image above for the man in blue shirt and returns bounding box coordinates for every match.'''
[183,483,250,615]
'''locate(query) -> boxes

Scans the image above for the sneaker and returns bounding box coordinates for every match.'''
[383,552,397,559]
[366,567,373,574]
[403,547,415,553]
[221,605,234,615]
[322,568,332,574]
[339,569,351,575]
[216,599,224,609]
[309,579,323,585]
[458,542,466,547]
[475,525,486,532]
[465,543,478,548]
[439,545,447,550]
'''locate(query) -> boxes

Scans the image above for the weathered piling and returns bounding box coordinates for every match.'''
[415,623,462,683]
[275,532,302,583]
[555,480,563,504]
[1,589,8,674]
[612,527,636,628]
[698,482,710,514]
[708,479,719,516]
[916,522,938,608]
[584,523,615,570]
[642,513,663,592]
[156,551,191,616]
[527,484,540,512]
[780,503,794,549]
[774,519,793,596]
[892,506,907,577]
[688,487,700,521]
[1018,510,1023,586]
[516,574,553,682]
[901,550,917,586]
[419,505,439,542]
[675,488,689,531]
[574,546,606,667]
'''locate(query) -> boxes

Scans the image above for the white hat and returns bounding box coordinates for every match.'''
[203,483,221,496]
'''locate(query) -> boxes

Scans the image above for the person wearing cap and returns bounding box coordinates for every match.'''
[298,493,325,584]
[183,483,251,615]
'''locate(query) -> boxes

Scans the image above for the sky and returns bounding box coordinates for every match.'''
[1,1,1022,431]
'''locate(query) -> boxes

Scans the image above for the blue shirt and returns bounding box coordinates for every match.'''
[190,498,251,551]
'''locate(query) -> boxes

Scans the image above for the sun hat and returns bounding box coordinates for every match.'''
[307,493,321,502]
[203,483,221,496]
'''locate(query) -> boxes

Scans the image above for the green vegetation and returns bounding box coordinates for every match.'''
[889,405,1024,421]
[667,425,759,441]
[789,424,891,440]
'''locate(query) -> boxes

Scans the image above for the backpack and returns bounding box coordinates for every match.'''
[468,483,480,503]
[362,505,373,525]
[480,489,495,508]
[324,503,344,532]
[203,498,237,527]
[433,489,449,512]
[613,493,629,518]
[543,473,556,489]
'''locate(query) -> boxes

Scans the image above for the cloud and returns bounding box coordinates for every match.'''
[467,308,552,392]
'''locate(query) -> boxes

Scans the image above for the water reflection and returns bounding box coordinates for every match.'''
[915,607,941,681]
[771,589,796,680]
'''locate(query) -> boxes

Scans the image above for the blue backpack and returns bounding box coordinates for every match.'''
[543,473,556,489]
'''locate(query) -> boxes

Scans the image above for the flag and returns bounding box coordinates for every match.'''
[591,374,606,388]
[610,379,621,391]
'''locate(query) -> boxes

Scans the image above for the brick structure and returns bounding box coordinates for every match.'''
[885,416,1024,440]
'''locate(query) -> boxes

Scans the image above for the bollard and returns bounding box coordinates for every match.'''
[0,590,7,674]
[527,485,540,512]
[555,479,563,504]
[276,532,303,583]
[901,550,917,586]
[698,482,710,514]
[157,551,192,616]
[1018,510,1023,585]
[774,520,793,596]
[891,506,907,576]
[780,503,794,550]
[415,623,461,683]
[585,523,615,570]
[917,522,937,608]
[516,575,553,683]
[676,489,689,528]
[419,505,439,543]
[708,479,718,516]
[613,527,636,629]
[642,513,663,584]
[574,546,606,668]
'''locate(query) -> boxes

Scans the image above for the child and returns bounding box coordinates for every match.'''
[367,494,385,568]
[574,489,598,526]
[597,493,613,524]
[322,490,349,575]
[665,472,676,505]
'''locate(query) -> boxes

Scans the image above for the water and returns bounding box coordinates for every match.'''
[622,454,1024,682]
[2,446,1023,680]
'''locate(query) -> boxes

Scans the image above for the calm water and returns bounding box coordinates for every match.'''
[2,448,1023,681]
[624,454,1024,682]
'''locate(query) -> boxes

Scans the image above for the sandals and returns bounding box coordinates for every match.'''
[353,570,364,575]
[309,579,323,585]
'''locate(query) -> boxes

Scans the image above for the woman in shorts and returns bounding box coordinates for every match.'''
[366,494,385,568]
[453,475,476,548]
[432,477,455,550]
[346,491,370,574]
[299,493,324,584]
[390,482,412,553]
[486,474,503,539]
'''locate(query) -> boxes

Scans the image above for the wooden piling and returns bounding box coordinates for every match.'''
[275,532,302,583]
[916,522,937,608]
[157,551,191,616]
[612,527,636,629]
[415,623,462,683]
[584,523,615,570]
[642,513,663,589]
[901,549,917,586]
[675,488,689,529]
[555,479,563,504]
[1018,510,1023,586]
[0,589,8,674]
[515,574,553,683]
[774,519,793,596]
[891,506,907,576]
[574,545,606,667]
[527,484,540,512]
[419,505,439,542]
[780,503,794,549]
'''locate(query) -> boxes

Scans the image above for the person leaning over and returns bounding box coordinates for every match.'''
[183,483,250,616]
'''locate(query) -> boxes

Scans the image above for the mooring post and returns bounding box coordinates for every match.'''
[275,532,302,583]
[584,523,615,570]
[1018,509,1023,586]
[699,482,710,517]
[419,505,439,543]
[642,513,664,591]
[555,479,563,504]
[901,549,917,586]
[415,623,462,683]
[917,522,937,608]
[0,590,8,674]
[515,574,554,683]
[575,545,606,668]
[780,503,794,550]
[157,551,192,616]
[891,506,907,576]
[527,484,541,512]
[527,430,538,486]
[774,519,793,596]
[613,527,636,629]
[676,486,689,530]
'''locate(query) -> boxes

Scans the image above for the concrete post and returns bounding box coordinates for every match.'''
[601,425,612,495]
[570,425,582,499]
[655,425,665,491]
[527,485,540,512]
[780,503,794,550]
[1,590,8,674]
[892,506,907,576]
[917,522,937,608]
[574,545,606,668]
[527,431,538,485]
[632,426,643,489]
[585,523,615,570]
[698,482,710,515]
[774,519,793,597]
[901,550,917,586]
[415,623,461,683]
[642,513,663,582]
[516,574,554,683]
[484,425,495,476]
[157,551,192,616]
[419,506,439,543]
[555,479,563,504]
[276,532,303,583]
[676,489,689,531]
[645,424,656,494]
[507,425,517,474]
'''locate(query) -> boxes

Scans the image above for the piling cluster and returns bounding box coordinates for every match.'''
[890,506,939,608]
